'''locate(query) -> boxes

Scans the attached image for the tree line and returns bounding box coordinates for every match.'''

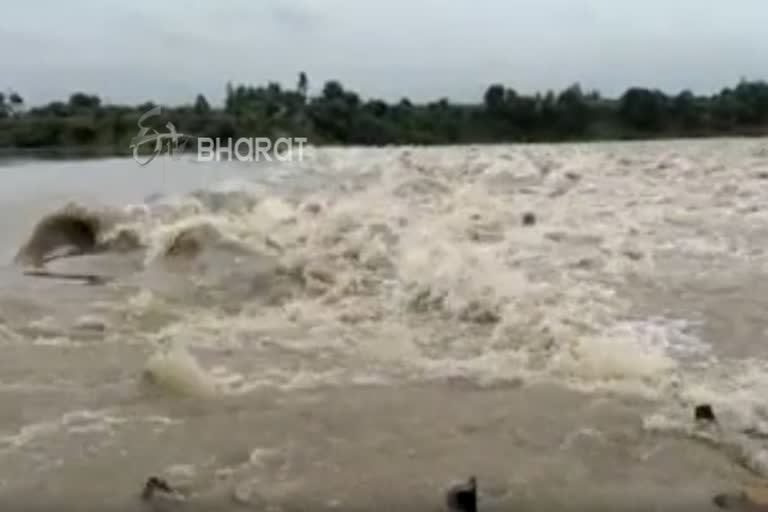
[2,73,768,156]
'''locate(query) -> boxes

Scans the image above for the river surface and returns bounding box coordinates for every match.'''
[1,140,768,510]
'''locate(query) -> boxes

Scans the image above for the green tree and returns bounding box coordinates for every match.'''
[68,92,101,110]
[619,88,668,131]
[556,84,590,136]
[193,94,211,115]
[8,91,24,116]
[322,81,345,101]
[672,90,702,130]
[297,72,308,98]
[483,84,506,112]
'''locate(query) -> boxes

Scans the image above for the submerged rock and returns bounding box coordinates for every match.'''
[445,476,477,512]
[141,476,186,504]
[695,404,717,424]
[714,487,768,511]
[521,212,537,227]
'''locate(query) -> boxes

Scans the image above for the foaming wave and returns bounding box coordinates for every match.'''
[143,342,220,399]
[0,323,21,343]
[14,203,122,267]
[643,356,768,476]
[136,146,683,394]
[144,219,236,265]
[15,144,765,398]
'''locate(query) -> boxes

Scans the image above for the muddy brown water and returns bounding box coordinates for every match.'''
[2,141,768,510]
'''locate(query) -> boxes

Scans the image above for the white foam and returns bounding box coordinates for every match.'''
[19,143,768,398]
[143,342,219,398]
[0,409,112,452]
[600,318,710,362]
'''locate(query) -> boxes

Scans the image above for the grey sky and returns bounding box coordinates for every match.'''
[1,0,766,106]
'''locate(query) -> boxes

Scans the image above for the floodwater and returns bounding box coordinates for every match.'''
[2,140,768,510]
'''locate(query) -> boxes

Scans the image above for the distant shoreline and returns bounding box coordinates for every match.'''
[2,76,768,158]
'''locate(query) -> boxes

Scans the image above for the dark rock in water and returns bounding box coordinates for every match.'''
[142,476,175,501]
[522,212,537,227]
[302,201,323,215]
[695,404,717,423]
[713,488,768,511]
[445,476,477,512]
[23,269,110,286]
[713,492,740,510]
[565,172,581,181]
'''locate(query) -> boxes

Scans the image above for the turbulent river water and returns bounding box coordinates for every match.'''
[2,140,768,510]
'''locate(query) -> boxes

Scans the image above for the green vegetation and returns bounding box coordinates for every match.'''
[2,74,768,157]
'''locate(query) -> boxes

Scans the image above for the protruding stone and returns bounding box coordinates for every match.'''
[713,488,768,511]
[695,404,717,424]
[445,476,477,512]
[522,212,537,227]
[142,476,175,501]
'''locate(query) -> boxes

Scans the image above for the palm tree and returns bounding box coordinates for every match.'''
[297,72,308,98]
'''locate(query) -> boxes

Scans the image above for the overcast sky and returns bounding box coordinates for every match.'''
[1,0,766,106]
